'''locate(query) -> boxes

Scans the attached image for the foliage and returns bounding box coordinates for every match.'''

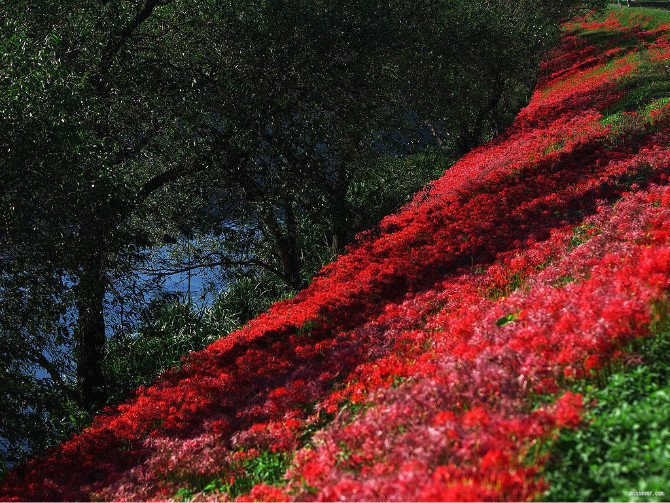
[180,0,601,291]
[345,149,448,238]
[0,0,220,417]
[103,272,294,404]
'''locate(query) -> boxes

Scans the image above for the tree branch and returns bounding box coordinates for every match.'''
[92,0,168,90]
[113,123,162,166]
[137,161,202,201]
[141,256,284,280]
[24,346,72,396]
[137,128,251,203]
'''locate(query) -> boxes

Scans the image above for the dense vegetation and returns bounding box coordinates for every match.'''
[545,314,670,502]
[2,5,669,501]
[0,0,599,474]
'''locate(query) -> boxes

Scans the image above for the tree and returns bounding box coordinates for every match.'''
[0,0,604,472]
[166,0,605,288]
[0,0,221,411]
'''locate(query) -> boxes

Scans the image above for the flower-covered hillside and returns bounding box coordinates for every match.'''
[2,7,670,502]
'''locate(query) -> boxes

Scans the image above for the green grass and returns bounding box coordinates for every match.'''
[575,6,670,120]
[569,223,600,250]
[542,308,670,502]
[606,5,670,28]
[173,451,291,501]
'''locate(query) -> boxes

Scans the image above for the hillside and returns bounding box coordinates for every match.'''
[2,7,670,501]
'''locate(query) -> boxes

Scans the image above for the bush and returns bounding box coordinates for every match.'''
[103,272,294,404]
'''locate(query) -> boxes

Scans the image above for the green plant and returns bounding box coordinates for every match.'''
[173,451,290,501]
[103,271,295,405]
[543,311,670,501]
[496,311,521,327]
[569,223,600,249]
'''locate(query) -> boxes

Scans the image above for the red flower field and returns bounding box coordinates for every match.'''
[2,7,670,502]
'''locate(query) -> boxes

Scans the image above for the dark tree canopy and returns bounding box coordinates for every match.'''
[0,0,603,474]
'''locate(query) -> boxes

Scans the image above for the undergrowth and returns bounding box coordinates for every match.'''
[543,306,670,502]
[174,451,291,501]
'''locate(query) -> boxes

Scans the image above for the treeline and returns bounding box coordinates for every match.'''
[0,0,602,474]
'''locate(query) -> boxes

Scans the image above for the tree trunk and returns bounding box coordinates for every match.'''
[457,75,506,155]
[76,252,107,410]
[262,201,305,290]
[328,167,350,255]
[329,203,348,255]
[279,201,304,289]
[277,237,302,290]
